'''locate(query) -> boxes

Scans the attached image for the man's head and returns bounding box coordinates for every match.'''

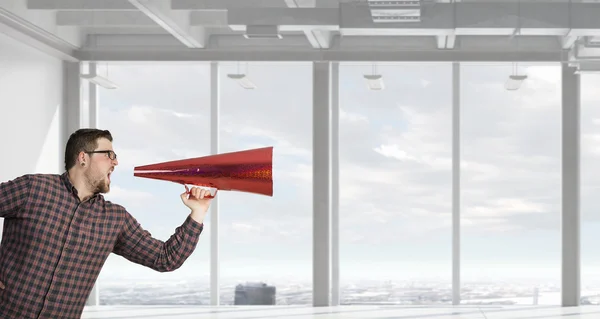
[65,129,118,194]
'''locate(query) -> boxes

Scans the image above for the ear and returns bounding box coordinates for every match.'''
[78,151,87,166]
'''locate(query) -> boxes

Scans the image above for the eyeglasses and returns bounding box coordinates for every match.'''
[87,150,117,160]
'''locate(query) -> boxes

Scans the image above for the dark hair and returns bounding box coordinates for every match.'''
[64,129,113,171]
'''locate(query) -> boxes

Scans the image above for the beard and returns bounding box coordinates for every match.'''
[84,169,111,194]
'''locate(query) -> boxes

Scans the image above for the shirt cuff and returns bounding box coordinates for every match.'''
[182,214,204,236]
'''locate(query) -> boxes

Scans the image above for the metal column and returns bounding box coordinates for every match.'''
[85,62,100,307]
[452,62,461,305]
[331,62,340,306]
[60,61,81,161]
[210,61,220,306]
[88,62,99,129]
[313,61,331,307]
[561,63,580,307]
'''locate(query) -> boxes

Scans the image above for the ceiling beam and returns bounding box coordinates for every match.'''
[562,35,579,49]
[574,61,600,73]
[437,35,456,49]
[0,7,78,61]
[283,1,335,50]
[342,2,600,31]
[26,0,342,10]
[171,0,340,10]
[83,33,564,52]
[27,0,137,10]
[86,33,315,49]
[572,42,600,61]
[209,34,311,48]
[55,3,600,38]
[225,8,338,26]
[128,0,206,48]
[56,11,155,27]
[188,10,227,27]
[304,29,334,49]
[84,34,187,47]
[200,2,600,32]
[74,47,567,63]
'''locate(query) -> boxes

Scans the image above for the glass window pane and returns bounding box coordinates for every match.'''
[460,63,561,305]
[582,73,600,305]
[98,62,212,305]
[340,62,452,305]
[218,62,313,305]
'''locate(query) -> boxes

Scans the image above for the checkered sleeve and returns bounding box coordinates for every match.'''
[112,208,204,272]
[0,174,30,218]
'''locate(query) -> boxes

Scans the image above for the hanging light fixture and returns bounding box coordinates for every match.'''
[505,62,527,91]
[227,62,257,89]
[363,63,384,90]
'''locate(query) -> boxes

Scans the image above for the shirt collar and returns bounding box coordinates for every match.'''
[61,172,78,195]
[61,172,101,202]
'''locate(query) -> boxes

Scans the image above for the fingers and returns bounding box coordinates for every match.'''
[193,187,211,199]
[184,186,213,199]
[0,280,5,290]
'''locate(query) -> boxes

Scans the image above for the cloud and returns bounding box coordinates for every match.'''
[225,219,306,244]
[231,222,261,233]
[375,143,452,171]
[464,198,546,218]
[334,63,574,240]
[127,105,201,124]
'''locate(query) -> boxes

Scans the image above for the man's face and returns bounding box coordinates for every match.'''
[84,138,118,194]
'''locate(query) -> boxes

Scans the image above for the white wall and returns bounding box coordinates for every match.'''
[0,31,66,183]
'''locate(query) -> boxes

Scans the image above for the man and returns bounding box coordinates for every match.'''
[0,128,212,319]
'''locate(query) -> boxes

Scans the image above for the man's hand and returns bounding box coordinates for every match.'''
[180,185,214,224]
[0,280,5,289]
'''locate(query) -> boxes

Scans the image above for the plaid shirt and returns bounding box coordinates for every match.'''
[0,172,204,319]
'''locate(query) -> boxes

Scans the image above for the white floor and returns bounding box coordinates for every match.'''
[81,305,600,319]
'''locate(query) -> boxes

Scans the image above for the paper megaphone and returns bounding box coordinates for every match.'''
[133,147,273,198]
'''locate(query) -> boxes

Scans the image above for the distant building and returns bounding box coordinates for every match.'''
[234,282,276,305]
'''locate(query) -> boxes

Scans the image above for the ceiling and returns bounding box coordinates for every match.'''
[2,0,600,67]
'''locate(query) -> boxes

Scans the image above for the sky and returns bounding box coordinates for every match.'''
[92,61,600,290]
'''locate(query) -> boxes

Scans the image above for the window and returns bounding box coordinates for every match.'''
[339,63,452,304]
[581,73,600,305]
[218,62,313,305]
[98,62,212,305]
[460,63,561,305]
